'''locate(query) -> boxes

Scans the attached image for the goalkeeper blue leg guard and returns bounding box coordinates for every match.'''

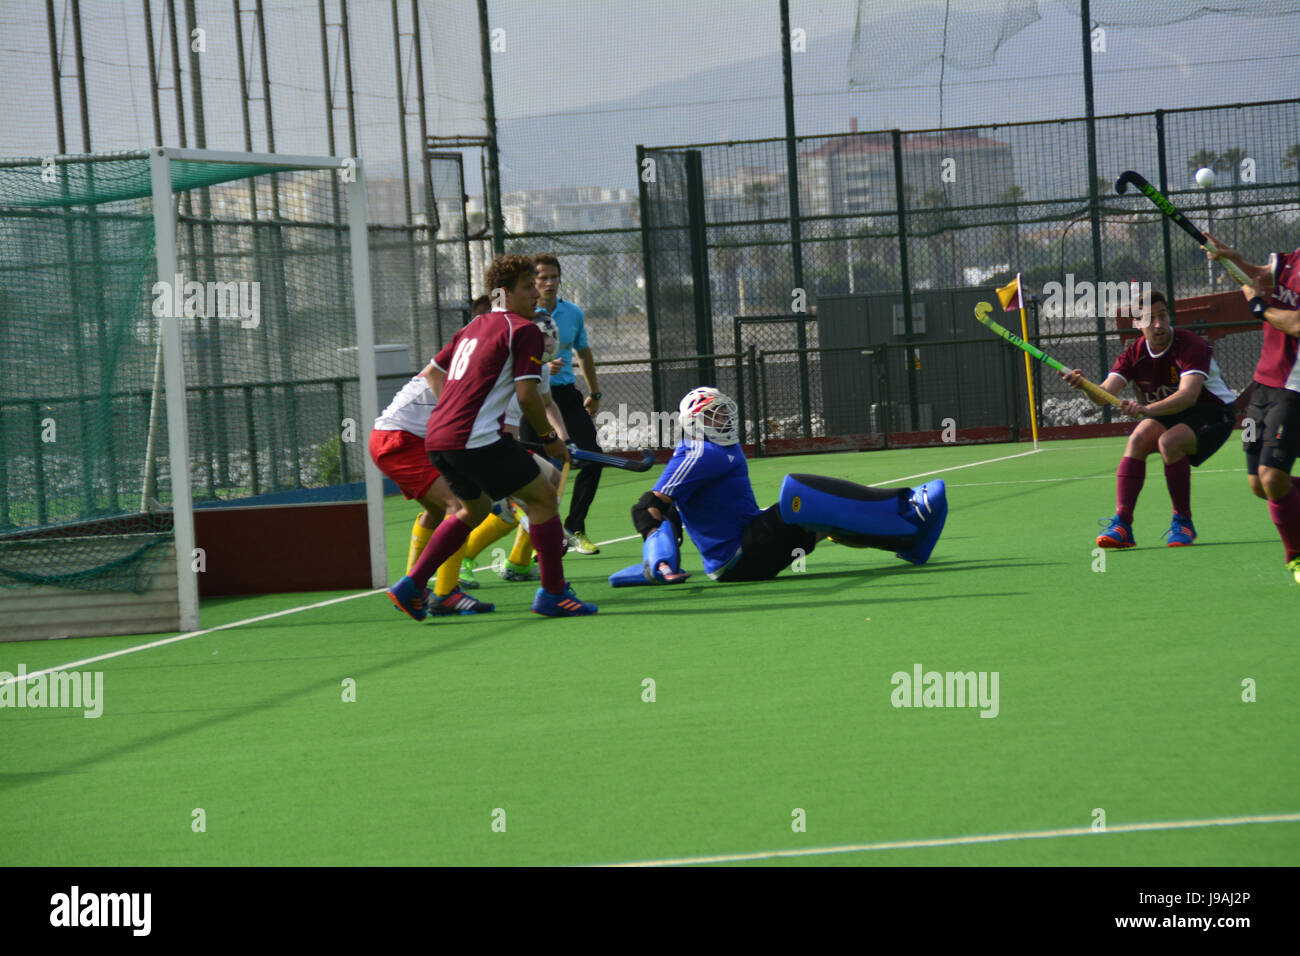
[778,474,948,565]
[609,523,691,587]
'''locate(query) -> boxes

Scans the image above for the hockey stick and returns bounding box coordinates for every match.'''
[974,302,1122,408]
[522,440,657,472]
[1113,170,1252,285]
[569,447,655,471]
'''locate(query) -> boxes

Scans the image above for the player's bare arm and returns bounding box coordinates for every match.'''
[1203,234,1272,289]
[1258,304,1300,338]
[577,347,601,414]
[516,379,570,463]
[423,362,444,399]
[1136,373,1204,419]
[543,391,569,440]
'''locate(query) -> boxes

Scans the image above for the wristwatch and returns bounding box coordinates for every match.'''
[590,392,603,401]
[1249,296,1268,318]
[538,430,559,443]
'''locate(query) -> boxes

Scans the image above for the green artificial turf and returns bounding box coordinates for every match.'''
[2,436,1297,866]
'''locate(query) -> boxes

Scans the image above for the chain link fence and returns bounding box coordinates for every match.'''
[636,98,1299,444]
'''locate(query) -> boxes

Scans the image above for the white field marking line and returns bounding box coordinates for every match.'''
[3,533,650,688]
[951,467,1239,489]
[0,589,385,688]
[875,447,1043,486]
[599,811,1300,867]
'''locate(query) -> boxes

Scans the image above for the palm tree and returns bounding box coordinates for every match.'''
[743,181,773,222]
[1187,149,1219,183]
[1218,147,1248,248]
[743,181,775,298]
[999,184,1025,273]
[918,188,961,289]
[1282,144,1300,202]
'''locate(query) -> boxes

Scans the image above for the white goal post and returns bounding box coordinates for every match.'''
[148,147,387,631]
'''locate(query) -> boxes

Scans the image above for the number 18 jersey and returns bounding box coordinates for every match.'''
[425,310,545,451]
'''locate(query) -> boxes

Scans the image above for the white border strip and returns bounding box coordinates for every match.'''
[599,811,1300,867]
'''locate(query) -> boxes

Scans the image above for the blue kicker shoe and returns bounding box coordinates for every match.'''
[895,479,949,566]
[531,583,599,617]
[430,586,495,616]
[1163,514,1197,547]
[387,576,432,621]
[1096,515,1136,549]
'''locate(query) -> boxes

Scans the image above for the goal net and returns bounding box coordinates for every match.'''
[0,148,386,639]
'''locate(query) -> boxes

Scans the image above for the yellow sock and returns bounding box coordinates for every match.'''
[509,523,534,566]
[434,543,467,598]
[465,512,516,561]
[406,518,434,575]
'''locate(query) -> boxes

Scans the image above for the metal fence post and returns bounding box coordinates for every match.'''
[891,129,920,429]
[637,144,664,417]
[747,343,760,454]
[1155,109,1176,311]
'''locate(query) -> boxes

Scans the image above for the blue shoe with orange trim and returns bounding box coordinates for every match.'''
[531,583,598,617]
[1162,514,1197,547]
[1096,515,1136,549]
[387,576,431,621]
[430,586,495,616]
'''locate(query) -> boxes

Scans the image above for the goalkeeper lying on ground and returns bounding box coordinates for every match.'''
[611,387,949,586]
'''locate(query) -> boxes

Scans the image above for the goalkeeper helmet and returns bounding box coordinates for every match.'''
[678,387,739,446]
[534,313,560,363]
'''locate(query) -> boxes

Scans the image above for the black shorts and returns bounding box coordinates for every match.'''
[714,505,818,583]
[1149,401,1235,467]
[1243,382,1300,475]
[429,436,541,502]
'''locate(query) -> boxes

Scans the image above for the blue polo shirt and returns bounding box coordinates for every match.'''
[653,439,760,577]
[540,299,587,386]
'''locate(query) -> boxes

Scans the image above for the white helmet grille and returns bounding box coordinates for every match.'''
[678,387,739,445]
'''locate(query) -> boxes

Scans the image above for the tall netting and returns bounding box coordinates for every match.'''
[0,153,367,594]
[645,97,1300,442]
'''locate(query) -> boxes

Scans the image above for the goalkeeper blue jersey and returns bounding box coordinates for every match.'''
[654,439,760,575]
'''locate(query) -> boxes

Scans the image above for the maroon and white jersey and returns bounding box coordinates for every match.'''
[1258,248,1300,392]
[1110,328,1235,407]
[425,310,545,450]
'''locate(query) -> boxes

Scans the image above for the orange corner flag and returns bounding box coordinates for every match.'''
[996,274,1023,312]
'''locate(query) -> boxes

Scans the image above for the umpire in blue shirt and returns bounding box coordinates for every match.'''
[523,253,605,554]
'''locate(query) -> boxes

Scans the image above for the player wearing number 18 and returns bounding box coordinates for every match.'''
[1060,290,1237,549]
[385,254,597,620]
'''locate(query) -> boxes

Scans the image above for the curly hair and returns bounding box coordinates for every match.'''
[485,254,536,296]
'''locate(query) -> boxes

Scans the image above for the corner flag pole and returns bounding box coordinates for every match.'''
[1019,285,1040,450]
[997,273,1039,450]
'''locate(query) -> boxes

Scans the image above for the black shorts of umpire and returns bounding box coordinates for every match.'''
[1243,383,1300,474]
[521,382,603,533]
[430,436,540,503]
[715,506,819,582]
[1150,401,1235,467]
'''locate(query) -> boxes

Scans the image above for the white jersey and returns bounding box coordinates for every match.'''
[374,368,437,436]
[504,363,551,429]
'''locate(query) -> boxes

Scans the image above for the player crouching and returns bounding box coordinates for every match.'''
[1060,290,1237,550]
[610,387,948,586]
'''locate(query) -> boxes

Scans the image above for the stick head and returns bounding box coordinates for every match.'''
[974,301,993,325]
[1115,170,1144,195]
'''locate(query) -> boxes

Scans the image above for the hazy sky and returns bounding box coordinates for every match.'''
[2,0,1297,191]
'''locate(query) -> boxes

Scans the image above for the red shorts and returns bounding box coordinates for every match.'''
[369,428,439,500]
